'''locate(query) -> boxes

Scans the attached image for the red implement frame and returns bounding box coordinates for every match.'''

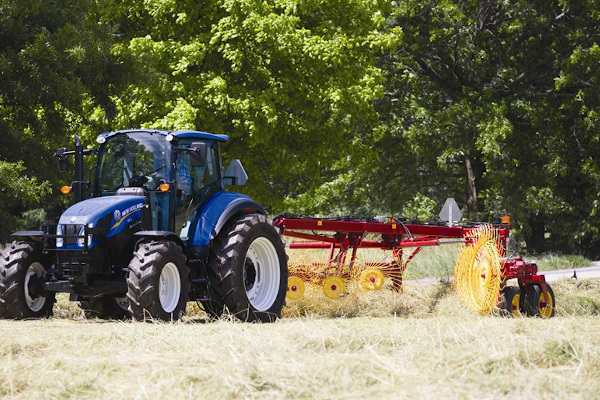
[501,257,550,308]
[273,216,548,302]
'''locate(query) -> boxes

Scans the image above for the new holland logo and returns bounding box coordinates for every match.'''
[111,203,145,229]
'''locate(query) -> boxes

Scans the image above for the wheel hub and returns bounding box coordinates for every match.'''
[158,262,181,313]
[24,263,47,312]
[26,273,44,299]
[244,259,258,292]
[243,237,280,311]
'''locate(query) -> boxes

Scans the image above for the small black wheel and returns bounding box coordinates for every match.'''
[126,240,189,321]
[524,283,555,318]
[0,241,55,319]
[208,214,288,322]
[498,286,522,317]
[78,295,130,320]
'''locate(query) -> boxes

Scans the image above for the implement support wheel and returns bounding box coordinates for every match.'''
[499,286,522,317]
[524,283,555,318]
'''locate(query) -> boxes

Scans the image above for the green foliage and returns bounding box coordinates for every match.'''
[0,0,130,240]
[0,161,50,238]
[361,0,600,255]
[97,0,398,210]
[0,0,599,256]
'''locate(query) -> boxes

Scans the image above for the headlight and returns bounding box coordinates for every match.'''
[56,225,64,248]
[77,225,86,248]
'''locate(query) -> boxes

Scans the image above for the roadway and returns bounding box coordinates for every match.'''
[410,261,600,285]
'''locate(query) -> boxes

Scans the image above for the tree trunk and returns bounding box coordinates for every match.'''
[525,214,546,253]
[465,157,479,221]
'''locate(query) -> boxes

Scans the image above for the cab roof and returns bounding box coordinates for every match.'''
[97,129,229,142]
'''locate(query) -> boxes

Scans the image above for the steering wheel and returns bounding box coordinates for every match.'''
[129,164,167,188]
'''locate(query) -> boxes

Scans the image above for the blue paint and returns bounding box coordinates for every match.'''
[190,191,258,246]
[97,129,228,143]
[58,196,145,249]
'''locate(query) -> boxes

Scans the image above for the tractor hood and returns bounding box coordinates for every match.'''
[59,196,146,231]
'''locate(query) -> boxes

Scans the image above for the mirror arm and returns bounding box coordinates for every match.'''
[173,146,193,153]
[54,148,96,158]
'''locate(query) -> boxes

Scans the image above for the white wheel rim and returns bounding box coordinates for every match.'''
[159,262,181,313]
[25,262,46,312]
[244,237,281,311]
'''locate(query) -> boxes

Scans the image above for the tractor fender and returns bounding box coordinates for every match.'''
[133,231,185,251]
[189,191,265,247]
[11,230,45,238]
[10,231,45,242]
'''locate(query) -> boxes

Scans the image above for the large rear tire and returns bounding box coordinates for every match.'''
[0,241,55,319]
[126,240,189,321]
[78,295,130,320]
[208,214,287,322]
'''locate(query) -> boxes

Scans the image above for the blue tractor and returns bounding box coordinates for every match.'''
[0,130,288,321]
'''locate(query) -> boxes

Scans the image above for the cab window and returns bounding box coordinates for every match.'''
[174,140,221,239]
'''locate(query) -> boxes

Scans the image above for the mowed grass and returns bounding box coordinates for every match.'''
[2,279,600,399]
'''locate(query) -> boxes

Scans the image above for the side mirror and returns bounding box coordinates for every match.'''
[222,159,248,186]
[55,147,70,172]
[189,142,207,167]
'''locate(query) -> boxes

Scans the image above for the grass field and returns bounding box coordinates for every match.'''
[1,279,600,399]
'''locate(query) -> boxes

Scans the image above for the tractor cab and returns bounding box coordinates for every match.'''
[94,130,227,237]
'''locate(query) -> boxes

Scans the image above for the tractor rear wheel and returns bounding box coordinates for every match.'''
[524,283,555,318]
[78,295,130,320]
[0,241,55,319]
[208,213,287,322]
[127,240,189,321]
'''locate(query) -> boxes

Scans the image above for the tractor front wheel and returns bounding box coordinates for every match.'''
[208,214,287,322]
[127,240,189,321]
[0,241,55,319]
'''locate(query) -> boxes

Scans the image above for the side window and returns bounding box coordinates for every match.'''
[175,140,221,239]
[203,145,219,186]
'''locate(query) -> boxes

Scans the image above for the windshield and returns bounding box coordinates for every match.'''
[97,132,171,194]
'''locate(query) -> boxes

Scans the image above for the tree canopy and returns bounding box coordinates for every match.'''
[0,0,598,256]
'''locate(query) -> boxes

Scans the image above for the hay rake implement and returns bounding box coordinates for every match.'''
[274,214,555,318]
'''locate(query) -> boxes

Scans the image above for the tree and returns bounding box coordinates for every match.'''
[95,0,400,211]
[0,0,129,239]
[365,0,600,255]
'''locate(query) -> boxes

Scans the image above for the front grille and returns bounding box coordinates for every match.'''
[62,224,84,245]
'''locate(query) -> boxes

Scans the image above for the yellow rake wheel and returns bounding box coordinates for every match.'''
[359,268,385,291]
[286,276,305,301]
[454,225,502,314]
[322,276,346,299]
